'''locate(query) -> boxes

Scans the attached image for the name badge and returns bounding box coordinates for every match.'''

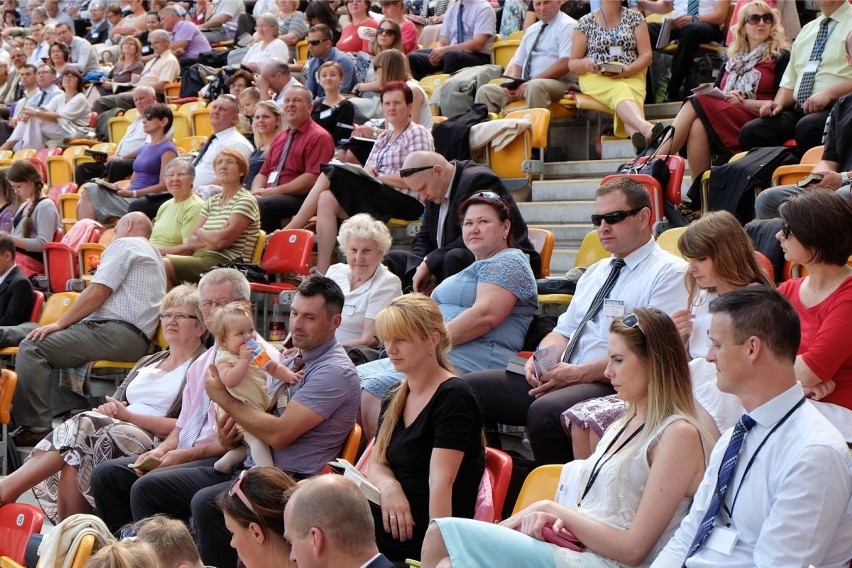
[704,525,739,556]
[277,387,291,411]
[342,303,356,316]
[608,46,623,57]
[804,60,819,74]
[319,108,332,120]
[602,299,625,317]
[267,171,278,185]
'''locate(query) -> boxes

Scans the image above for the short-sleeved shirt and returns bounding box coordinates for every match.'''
[337,19,378,53]
[199,188,260,262]
[172,20,212,59]
[511,10,575,80]
[326,262,402,342]
[209,0,244,35]
[364,121,434,200]
[259,118,335,187]
[242,38,290,68]
[87,236,166,338]
[379,378,485,536]
[137,51,180,89]
[304,47,357,97]
[271,338,360,475]
[577,8,645,65]
[440,0,496,55]
[150,195,204,249]
[131,138,177,191]
[277,11,309,41]
[193,127,254,188]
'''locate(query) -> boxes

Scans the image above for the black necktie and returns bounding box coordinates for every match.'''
[36,89,46,106]
[562,258,626,364]
[522,22,548,80]
[193,133,217,166]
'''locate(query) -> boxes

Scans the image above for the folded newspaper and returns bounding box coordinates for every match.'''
[328,458,381,505]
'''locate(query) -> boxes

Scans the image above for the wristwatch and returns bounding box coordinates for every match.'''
[132,190,138,198]
[841,172,851,186]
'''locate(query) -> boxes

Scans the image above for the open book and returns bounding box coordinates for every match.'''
[655,17,673,49]
[691,83,726,99]
[328,458,381,505]
[325,159,384,186]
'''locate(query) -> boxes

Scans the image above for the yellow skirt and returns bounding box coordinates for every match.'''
[578,71,647,138]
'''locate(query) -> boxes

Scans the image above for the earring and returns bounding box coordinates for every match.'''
[503,234,508,240]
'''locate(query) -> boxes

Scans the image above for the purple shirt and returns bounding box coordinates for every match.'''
[172,20,212,59]
[132,139,177,191]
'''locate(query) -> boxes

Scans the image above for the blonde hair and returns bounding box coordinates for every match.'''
[372,48,410,85]
[85,541,158,568]
[336,213,393,255]
[373,294,453,464]
[205,300,253,349]
[160,283,202,320]
[134,515,202,568]
[677,211,773,306]
[728,0,788,60]
[252,100,285,149]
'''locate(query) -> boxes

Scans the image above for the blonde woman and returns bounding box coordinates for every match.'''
[659,1,789,187]
[422,308,708,568]
[366,294,485,564]
[246,100,285,188]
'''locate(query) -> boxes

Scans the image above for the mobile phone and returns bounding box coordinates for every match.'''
[500,76,526,90]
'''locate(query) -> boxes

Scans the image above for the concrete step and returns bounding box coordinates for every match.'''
[532,179,599,201]
[552,247,577,274]
[542,158,628,179]
[517,201,596,224]
[528,223,593,246]
[645,102,683,119]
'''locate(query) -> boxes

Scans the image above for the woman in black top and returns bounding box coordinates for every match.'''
[311,61,355,145]
[366,294,485,564]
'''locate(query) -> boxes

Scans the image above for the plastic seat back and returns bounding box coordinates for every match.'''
[39,292,79,325]
[511,465,562,514]
[47,183,78,207]
[0,370,17,426]
[656,227,687,258]
[505,108,550,152]
[340,423,362,464]
[491,39,520,67]
[44,243,78,292]
[527,227,554,278]
[123,108,139,122]
[485,448,513,522]
[251,230,266,264]
[28,291,45,322]
[574,230,609,269]
[754,251,774,282]
[260,229,315,277]
[11,150,35,161]
[46,156,74,187]
[0,504,45,565]
[190,108,213,137]
[69,533,97,568]
[107,116,130,144]
[600,173,663,227]
[171,112,192,140]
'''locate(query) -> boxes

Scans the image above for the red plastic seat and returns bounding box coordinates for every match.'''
[28,290,45,322]
[485,447,513,522]
[0,504,45,565]
[600,173,663,228]
[43,242,78,293]
[47,183,79,206]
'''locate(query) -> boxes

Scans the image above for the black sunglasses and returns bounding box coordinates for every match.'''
[781,220,792,239]
[399,165,434,178]
[591,208,642,227]
[307,39,327,46]
[745,13,773,25]
[377,28,396,35]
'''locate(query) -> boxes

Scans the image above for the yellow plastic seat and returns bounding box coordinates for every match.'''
[46,156,74,187]
[59,193,81,232]
[123,108,138,123]
[539,230,609,307]
[656,227,687,258]
[179,100,207,115]
[340,423,362,463]
[251,230,266,264]
[172,112,192,140]
[770,145,824,187]
[296,39,308,63]
[175,135,208,153]
[0,150,11,160]
[164,81,182,103]
[107,116,131,145]
[11,149,35,161]
[91,142,116,154]
[512,465,562,514]
[0,370,16,475]
[0,293,78,358]
[491,39,521,68]
[190,107,213,137]
[507,30,524,41]
[419,73,449,97]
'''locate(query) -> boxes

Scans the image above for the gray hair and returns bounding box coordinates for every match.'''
[158,5,180,17]
[148,29,169,43]
[133,84,156,97]
[337,213,393,255]
[165,156,195,178]
[198,268,251,301]
[257,12,278,29]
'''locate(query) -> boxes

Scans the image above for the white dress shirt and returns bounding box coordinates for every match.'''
[115,117,147,158]
[651,383,852,568]
[510,10,575,81]
[553,236,687,364]
[193,126,254,188]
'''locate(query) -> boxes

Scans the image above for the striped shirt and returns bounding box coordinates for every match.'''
[199,188,260,262]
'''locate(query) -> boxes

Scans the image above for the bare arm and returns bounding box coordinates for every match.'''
[339,318,379,348]
[445,282,517,346]
[428,447,465,520]
[194,212,252,250]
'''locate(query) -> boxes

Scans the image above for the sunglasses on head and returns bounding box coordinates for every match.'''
[591,208,642,227]
[781,220,793,239]
[399,165,434,178]
[229,469,261,518]
[471,190,503,203]
[745,12,773,25]
[621,312,645,334]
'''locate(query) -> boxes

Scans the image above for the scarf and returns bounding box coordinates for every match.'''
[723,42,768,99]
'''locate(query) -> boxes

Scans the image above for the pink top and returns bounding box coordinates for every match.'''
[778,275,852,409]
[337,18,378,53]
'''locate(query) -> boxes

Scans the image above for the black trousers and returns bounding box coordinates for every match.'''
[647,21,722,100]
[127,193,172,220]
[384,247,473,292]
[257,194,306,234]
[75,159,134,186]
[407,50,491,80]
[464,370,615,465]
[91,456,238,568]
[738,107,830,153]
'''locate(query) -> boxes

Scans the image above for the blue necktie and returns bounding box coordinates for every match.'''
[684,414,757,561]
[456,1,464,44]
[687,0,699,16]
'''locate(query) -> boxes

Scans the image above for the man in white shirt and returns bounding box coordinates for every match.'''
[198,0,244,43]
[466,177,688,465]
[475,0,576,113]
[56,22,98,74]
[192,94,254,188]
[75,86,157,186]
[93,30,180,112]
[641,0,731,101]
[256,59,301,109]
[651,287,851,568]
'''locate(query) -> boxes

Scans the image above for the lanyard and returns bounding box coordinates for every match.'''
[721,397,806,524]
[811,18,838,61]
[579,419,645,503]
[599,7,621,46]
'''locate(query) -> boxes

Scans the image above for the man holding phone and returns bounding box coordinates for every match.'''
[475,0,577,113]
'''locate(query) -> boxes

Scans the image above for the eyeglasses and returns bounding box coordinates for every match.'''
[377,28,396,35]
[307,39,327,46]
[781,220,793,239]
[621,312,645,335]
[159,312,198,321]
[199,297,235,310]
[591,208,643,227]
[229,469,261,518]
[745,13,773,25]
[215,158,239,166]
[471,191,503,202]
[399,165,434,178]
[164,171,190,178]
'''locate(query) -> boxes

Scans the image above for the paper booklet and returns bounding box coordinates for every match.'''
[325,159,383,185]
[691,83,726,99]
[328,458,382,505]
[655,17,673,49]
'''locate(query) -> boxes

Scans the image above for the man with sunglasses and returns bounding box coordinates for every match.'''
[466,178,688,466]
[386,150,539,292]
[753,30,852,221]
[303,24,356,98]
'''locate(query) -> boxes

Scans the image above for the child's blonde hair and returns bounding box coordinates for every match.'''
[206,301,254,348]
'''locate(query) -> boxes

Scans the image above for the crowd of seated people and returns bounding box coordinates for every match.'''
[0,1,848,568]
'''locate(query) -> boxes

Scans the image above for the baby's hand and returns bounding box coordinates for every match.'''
[239,343,255,360]
[284,368,304,385]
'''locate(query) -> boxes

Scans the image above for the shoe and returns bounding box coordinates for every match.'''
[11,426,52,447]
[632,131,649,154]
[649,122,665,144]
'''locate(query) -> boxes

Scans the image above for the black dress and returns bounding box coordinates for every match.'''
[374,378,485,563]
[311,98,355,145]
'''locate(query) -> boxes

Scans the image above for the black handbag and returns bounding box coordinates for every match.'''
[203,262,268,284]
[616,124,676,191]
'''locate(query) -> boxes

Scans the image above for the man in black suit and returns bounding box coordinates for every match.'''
[385,150,540,292]
[85,3,110,45]
[0,233,34,328]
[284,475,395,568]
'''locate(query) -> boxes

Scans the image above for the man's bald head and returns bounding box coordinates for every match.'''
[399,151,454,204]
[116,212,154,239]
